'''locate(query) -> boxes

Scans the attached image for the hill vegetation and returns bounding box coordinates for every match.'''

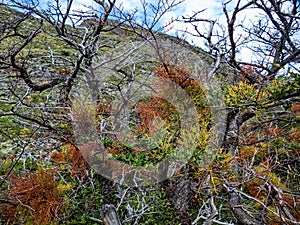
[0,1,299,224]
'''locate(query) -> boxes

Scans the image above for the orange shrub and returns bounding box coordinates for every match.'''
[154,62,197,88]
[6,169,62,225]
[135,97,175,134]
[291,103,300,114]
[67,144,91,179]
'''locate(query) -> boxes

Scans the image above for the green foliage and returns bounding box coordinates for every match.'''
[60,179,104,225]
[119,188,180,225]
[225,71,300,108]
[1,3,299,225]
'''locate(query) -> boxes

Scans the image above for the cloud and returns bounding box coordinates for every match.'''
[65,0,229,50]
[41,0,278,62]
[157,0,265,62]
[157,0,226,47]
[116,0,141,11]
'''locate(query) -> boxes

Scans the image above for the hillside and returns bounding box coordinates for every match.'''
[0,1,300,225]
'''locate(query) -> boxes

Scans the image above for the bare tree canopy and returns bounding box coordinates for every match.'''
[0,1,299,224]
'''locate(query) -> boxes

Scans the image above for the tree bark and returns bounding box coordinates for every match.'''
[102,204,122,225]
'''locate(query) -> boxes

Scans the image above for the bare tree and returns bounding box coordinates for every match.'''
[1,0,299,224]
[181,1,300,224]
[0,0,120,198]
[183,0,300,78]
[1,0,195,224]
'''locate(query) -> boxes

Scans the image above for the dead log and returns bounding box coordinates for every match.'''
[102,204,122,225]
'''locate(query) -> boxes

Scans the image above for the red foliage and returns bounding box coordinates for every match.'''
[134,61,201,134]
[50,150,66,163]
[107,141,123,155]
[5,169,62,225]
[154,62,197,88]
[135,97,174,134]
[0,203,17,224]
[68,144,91,179]
[261,127,281,137]
[239,65,259,82]
[291,103,300,114]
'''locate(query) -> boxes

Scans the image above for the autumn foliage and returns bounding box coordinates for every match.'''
[4,169,62,225]
[51,143,91,179]
[94,61,208,161]
[154,62,198,88]
[135,96,175,134]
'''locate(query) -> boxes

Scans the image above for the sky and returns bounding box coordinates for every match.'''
[69,0,237,50]
[109,0,298,70]
[7,0,298,65]
[74,0,229,35]
[67,0,257,61]
[4,0,238,53]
